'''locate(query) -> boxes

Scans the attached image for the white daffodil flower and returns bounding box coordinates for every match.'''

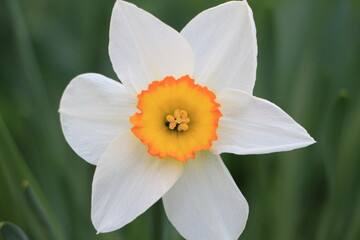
[59,0,315,239]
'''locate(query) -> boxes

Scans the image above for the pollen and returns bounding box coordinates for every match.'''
[130,75,222,162]
[166,109,190,131]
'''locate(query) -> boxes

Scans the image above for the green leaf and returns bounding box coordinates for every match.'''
[22,181,58,240]
[0,115,65,240]
[0,222,29,240]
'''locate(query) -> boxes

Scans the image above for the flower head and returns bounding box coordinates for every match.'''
[59,0,315,239]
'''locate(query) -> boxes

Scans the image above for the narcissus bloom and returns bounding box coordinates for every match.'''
[59,0,315,239]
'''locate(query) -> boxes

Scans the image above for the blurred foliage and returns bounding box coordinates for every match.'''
[0,222,30,240]
[0,0,360,239]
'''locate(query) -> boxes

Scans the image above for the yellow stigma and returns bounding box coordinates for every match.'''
[166,109,190,131]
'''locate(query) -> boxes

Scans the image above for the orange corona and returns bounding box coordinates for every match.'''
[130,75,222,162]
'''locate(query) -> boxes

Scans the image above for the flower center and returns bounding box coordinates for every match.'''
[130,75,222,162]
[166,109,190,131]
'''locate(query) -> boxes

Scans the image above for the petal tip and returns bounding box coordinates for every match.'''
[307,137,317,146]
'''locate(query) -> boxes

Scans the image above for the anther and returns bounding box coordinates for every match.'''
[166,115,175,122]
[169,121,177,130]
[178,123,189,131]
[166,109,190,131]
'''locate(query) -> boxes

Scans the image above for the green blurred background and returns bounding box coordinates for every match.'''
[1,0,360,239]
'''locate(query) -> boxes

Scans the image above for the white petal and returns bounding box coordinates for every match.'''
[59,73,136,165]
[163,151,248,240]
[212,89,316,155]
[181,1,257,94]
[109,0,195,95]
[92,131,184,233]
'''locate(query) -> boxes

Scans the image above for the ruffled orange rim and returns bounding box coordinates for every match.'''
[130,75,222,162]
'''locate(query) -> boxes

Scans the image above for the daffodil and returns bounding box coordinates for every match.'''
[59,0,315,239]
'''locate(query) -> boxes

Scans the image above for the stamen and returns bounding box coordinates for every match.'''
[178,123,189,131]
[166,115,175,122]
[180,110,187,118]
[183,118,190,124]
[169,121,177,130]
[166,109,190,131]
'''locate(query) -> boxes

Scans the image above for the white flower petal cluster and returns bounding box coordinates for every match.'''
[59,1,315,239]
